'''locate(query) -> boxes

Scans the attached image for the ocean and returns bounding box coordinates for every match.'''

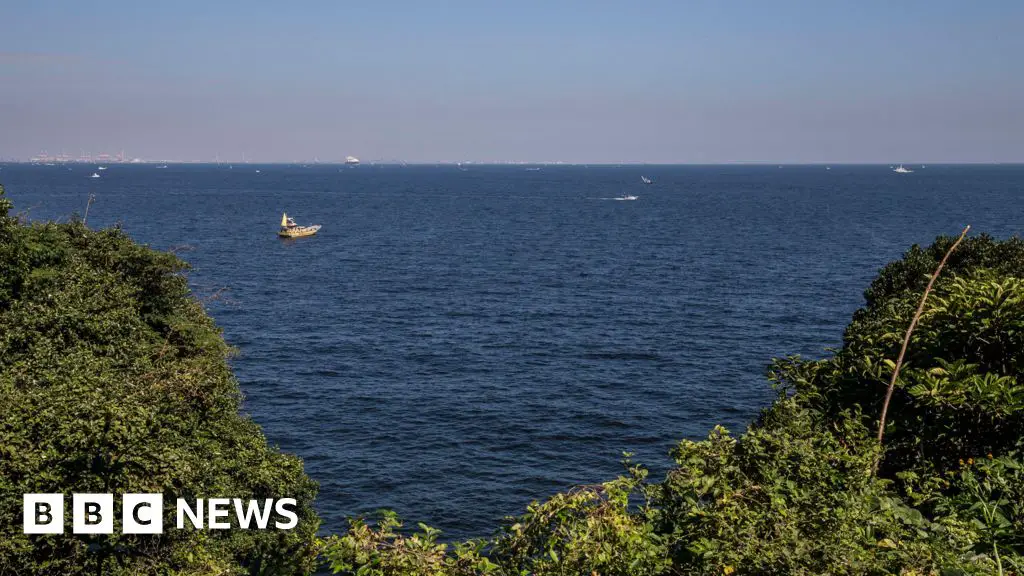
[2,162,1021,539]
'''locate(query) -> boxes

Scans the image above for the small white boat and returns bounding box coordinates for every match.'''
[90,172,100,178]
[615,194,639,201]
[97,166,107,171]
[893,164,913,173]
[641,176,652,184]
[278,213,321,238]
[345,156,360,165]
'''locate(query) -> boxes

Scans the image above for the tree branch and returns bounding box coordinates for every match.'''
[873,225,970,475]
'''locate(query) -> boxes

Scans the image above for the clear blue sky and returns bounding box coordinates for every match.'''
[1,0,1021,162]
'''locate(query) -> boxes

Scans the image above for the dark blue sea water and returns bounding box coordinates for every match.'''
[2,163,1022,540]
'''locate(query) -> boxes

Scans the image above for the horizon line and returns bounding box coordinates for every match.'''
[1,160,1021,166]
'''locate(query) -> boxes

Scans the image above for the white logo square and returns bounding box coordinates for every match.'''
[73,494,114,534]
[122,494,163,534]
[23,494,64,534]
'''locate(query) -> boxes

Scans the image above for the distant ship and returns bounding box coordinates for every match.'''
[641,176,652,184]
[97,166,108,171]
[90,172,100,178]
[615,194,639,201]
[893,164,914,173]
[345,156,360,165]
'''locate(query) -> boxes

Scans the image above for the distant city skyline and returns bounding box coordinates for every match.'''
[1,1,1022,163]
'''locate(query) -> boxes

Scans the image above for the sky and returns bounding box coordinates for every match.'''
[0,0,1021,163]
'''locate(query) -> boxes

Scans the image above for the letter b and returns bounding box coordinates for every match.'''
[73,494,113,534]
[24,494,64,534]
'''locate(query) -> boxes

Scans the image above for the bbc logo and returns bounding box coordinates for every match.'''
[24,494,298,534]
[24,494,162,534]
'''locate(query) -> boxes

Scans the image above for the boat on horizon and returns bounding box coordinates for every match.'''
[893,164,914,173]
[345,156,360,165]
[278,213,321,238]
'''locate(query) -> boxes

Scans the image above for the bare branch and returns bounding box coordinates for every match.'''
[873,225,970,475]
[83,194,96,226]
[168,244,196,255]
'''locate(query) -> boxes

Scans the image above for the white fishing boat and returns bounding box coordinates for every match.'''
[345,156,360,165]
[278,213,321,238]
[893,164,913,173]
[615,194,639,201]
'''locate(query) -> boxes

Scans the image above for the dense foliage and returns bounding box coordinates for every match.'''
[0,186,320,575]
[3,183,1023,575]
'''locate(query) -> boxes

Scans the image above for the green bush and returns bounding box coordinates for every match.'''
[767,234,1024,572]
[0,186,320,575]
[771,234,1024,479]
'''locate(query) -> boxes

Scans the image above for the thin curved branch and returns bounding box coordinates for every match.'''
[873,225,970,475]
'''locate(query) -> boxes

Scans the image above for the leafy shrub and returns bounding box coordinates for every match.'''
[0,186,320,575]
[773,235,1024,475]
